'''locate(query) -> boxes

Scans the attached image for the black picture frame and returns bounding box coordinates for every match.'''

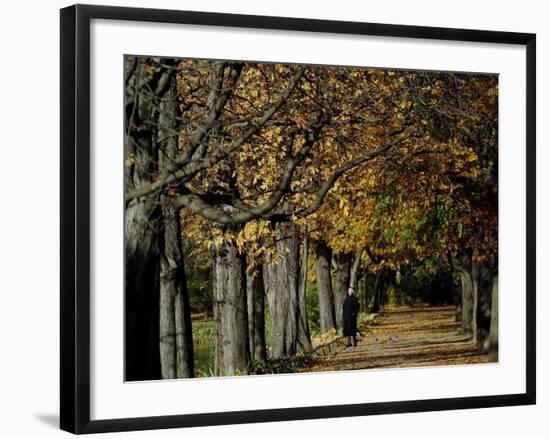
[60,4,536,434]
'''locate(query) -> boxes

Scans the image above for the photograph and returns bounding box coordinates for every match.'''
[0,0,543,436]
[123,55,499,381]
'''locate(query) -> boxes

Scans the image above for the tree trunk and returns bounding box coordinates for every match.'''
[124,58,176,381]
[475,263,494,351]
[125,199,161,381]
[315,240,335,333]
[488,275,499,362]
[213,243,223,376]
[372,270,384,313]
[213,228,250,376]
[359,276,368,313]
[454,277,462,322]
[159,197,194,379]
[333,252,352,328]
[264,223,303,359]
[246,258,266,363]
[298,235,313,352]
[350,248,363,289]
[395,264,402,285]
[459,270,475,336]
[157,72,194,379]
[452,255,487,344]
[471,262,479,345]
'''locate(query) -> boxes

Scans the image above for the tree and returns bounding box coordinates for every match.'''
[125,57,499,378]
[125,59,409,375]
[246,256,267,363]
[124,57,172,380]
[333,252,352,328]
[212,224,249,375]
[315,240,335,333]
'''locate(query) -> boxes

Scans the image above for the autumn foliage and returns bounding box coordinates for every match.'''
[124,56,499,379]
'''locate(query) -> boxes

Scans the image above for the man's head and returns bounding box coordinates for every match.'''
[348,286,355,296]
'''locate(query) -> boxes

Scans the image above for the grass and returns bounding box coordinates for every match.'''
[191,311,377,377]
[192,319,215,376]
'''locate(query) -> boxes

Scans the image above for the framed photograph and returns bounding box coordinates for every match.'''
[60,4,536,434]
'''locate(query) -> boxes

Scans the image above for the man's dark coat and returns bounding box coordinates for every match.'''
[342,294,359,337]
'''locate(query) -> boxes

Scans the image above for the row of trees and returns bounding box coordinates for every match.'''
[124,56,499,380]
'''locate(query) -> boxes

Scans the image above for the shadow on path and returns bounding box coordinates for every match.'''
[301,304,490,373]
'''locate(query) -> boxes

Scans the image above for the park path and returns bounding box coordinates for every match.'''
[300,304,489,373]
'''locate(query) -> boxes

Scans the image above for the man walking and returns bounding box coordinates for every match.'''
[343,286,359,347]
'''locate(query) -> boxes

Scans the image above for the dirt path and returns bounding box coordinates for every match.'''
[300,304,490,372]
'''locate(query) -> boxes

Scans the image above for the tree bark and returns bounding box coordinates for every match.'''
[125,199,161,381]
[264,223,304,358]
[488,274,499,362]
[359,276,368,313]
[298,235,313,352]
[315,240,336,333]
[333,252,352,328]
[471,262,480,345]
[212,243,223,376]
[124,57,174,381]
[454,276,462,322]
[157,69,194,379]
[213,228,250,375]
[452,255,487,344]
[458,270,475,336]
[372,270,385,313]
[475,263,494,351]
[159,197,194,379]
[246,258,267,363]
[350,248,363,289]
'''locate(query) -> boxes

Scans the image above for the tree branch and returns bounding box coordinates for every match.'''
[173,123,318,224]
[125,66,305,202]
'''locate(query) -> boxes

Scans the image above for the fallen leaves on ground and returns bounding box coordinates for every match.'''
[298,304,490,373]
